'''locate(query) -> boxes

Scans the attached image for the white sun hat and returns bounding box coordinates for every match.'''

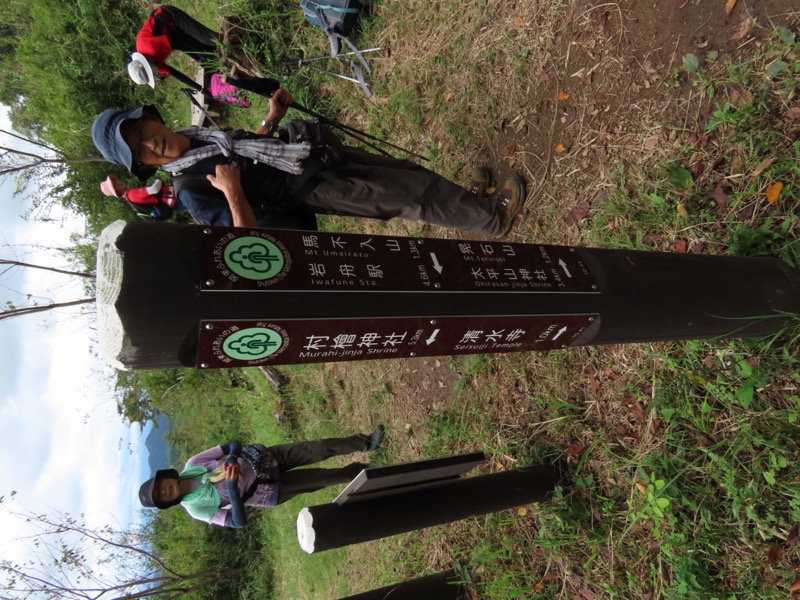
[127,52,156,88]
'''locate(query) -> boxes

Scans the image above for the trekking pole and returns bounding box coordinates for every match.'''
[165,66,208,96]
[281,47,381,71]
[285,63,363,84]
[230,77,429,162]
[294,99,428,160]
[180,88,223,130]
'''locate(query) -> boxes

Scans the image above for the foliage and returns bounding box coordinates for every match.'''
[0,504,248,599]
[587,25,800,266]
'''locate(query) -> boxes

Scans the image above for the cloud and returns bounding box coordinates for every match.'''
[0,105,143,566]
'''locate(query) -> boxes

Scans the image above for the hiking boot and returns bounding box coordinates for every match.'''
[366,424,385,451]
[467,166,493,197]
[496,175,527,236]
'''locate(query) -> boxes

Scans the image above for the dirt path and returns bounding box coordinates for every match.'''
[503,0,799,245]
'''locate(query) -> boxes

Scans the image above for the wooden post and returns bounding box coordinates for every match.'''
[296,465,558,554]
[337,569,466,600]
[95,221,800,369]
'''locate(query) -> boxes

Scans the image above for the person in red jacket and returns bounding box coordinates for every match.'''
[100,174,180,221]
[134,4,218,77]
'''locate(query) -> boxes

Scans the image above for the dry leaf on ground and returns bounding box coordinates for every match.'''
[752,157,775,177]
[555,143,566,154]
[671,239,688,253]
[565,442,586,457]
[578,587,597,600]
[766,182,783,204]
[730,18,755,41]
[644,135,660,150]
[787,107,800,120]
[767,544,783,566]
[558,90,571,101]
[725,0,737,15]
[709,181,733,207]
[788,523,800,548]
[568,207,588,224]
[514,16,525,27]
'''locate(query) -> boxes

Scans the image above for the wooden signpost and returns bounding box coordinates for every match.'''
[95,221,800,370]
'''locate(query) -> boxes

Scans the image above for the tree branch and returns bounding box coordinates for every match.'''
[0,259,94,279]
[0,298,95,322]
[0,128,66,158]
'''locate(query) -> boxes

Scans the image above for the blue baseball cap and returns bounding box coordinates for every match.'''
[139,468,182,509]
[91,105,162,181]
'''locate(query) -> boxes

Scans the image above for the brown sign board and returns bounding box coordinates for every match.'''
[199,228,599,294]
[333,452,486,505]
[196,314,597,368]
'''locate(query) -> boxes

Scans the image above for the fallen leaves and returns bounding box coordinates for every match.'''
[576,588,596,600]
[786,523,800,547]
[767,544,783,567]
[752,156,775,177]
[676,203,689,219]
[568,206,589,225]
[787,107,800,120]
[670,239,688,253]
[514,16,525,27]
[644,135,660,150]
[725,0,737,15]
[623,396,647,422]
[558,90,571,102]
[555,143,566,154]
[730,17,756,41]
[708,181,733,207]
[791,575,800,592]
[505,145,517,168]
[766,182,783,204]
[565,442,587,458]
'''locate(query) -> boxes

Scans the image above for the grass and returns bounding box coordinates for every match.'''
[136,2,800,598]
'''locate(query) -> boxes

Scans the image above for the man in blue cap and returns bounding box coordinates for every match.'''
[92,88,527,235]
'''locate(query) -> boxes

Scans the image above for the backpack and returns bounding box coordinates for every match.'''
[126,200,174,222]
[300,0,363,58]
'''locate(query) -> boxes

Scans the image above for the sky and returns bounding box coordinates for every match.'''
[0,106,151,568]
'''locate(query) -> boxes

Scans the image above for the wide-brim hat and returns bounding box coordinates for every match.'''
[91,105,163,181]
[139,468,181,509]
[128,52,156,88]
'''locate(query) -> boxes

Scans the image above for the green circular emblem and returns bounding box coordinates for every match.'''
[224,236,285,280]
[223,327,284,361]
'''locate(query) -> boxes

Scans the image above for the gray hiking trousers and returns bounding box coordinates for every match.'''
[303,146,507,237]
[270,434,370,504]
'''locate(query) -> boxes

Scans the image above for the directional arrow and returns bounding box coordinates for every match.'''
[551,326,568,340]
[558,259,572,278]
[426,329,440,345]
[430,253,443,274]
